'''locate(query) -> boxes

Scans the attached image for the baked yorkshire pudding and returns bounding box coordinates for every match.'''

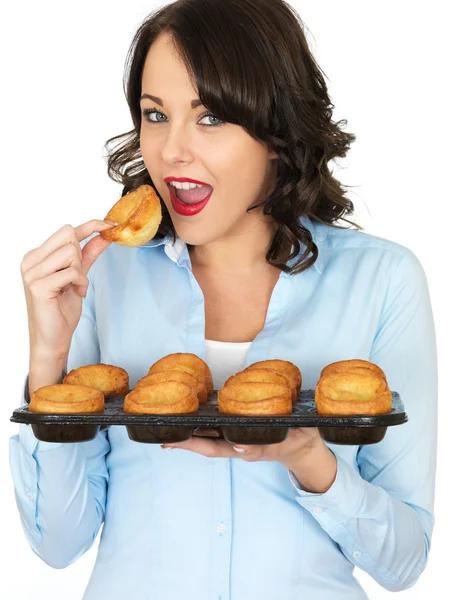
[136,370,207,404]
[245,359,302,398]
[148,353,214,396]
[218,382,292,416]
[315,372,392,416]
[320,359,386,381]
[123,381,199,414]
[99,185,162,247]
[224,368,295,403]
[63,364,129,396]
[30,384,104,414]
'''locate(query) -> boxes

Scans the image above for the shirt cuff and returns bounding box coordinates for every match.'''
[288,453,366,527]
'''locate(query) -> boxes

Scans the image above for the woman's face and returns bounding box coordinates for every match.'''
[139,32,278,246]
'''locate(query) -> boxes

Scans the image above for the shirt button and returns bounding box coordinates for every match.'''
[217,523,227,534]
[312,506,324,514]
[353,551,361,558]
[26,491,34,501]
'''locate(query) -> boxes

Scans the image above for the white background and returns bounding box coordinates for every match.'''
[1,1,448,598]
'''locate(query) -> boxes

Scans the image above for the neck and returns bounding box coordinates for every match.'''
[189,212,277,274]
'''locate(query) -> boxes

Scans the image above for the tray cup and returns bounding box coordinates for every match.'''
[222,425,289,445]
[126,425,194,444]
[31,423,100,443]
[320,425,387,445]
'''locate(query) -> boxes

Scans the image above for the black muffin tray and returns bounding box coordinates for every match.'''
[10,390,406,446]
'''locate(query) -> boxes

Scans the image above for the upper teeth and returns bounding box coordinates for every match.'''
[169,181,205,190]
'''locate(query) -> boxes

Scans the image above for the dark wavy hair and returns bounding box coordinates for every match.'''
[104,0,360,275]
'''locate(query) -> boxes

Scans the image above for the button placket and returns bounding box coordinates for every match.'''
[216,523,227,534]
[210,459,232,600]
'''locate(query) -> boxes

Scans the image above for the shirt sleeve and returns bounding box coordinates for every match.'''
[287,247,437,592]
[9,270,111,569]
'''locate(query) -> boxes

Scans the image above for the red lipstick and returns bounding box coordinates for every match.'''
[164,177,213,217]
[164,176,211,186]
[167,185,213,216]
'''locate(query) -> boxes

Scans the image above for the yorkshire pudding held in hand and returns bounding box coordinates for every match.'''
[100,185,162,247]
[315,372,392,416]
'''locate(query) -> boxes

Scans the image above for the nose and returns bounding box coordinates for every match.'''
[161,121,195,165]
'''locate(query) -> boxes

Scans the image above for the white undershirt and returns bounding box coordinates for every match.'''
[204,339,252,391]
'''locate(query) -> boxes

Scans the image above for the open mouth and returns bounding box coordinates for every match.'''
[170,183,214,205]
[167,184,214,217]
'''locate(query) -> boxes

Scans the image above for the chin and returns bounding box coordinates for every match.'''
[168,203,252,247]
[172,226,217,247]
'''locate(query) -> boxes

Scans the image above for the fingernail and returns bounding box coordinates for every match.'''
[104,220,118,226]
[233,446,246,453]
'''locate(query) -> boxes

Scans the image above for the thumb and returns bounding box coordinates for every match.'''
[81,230,113,275]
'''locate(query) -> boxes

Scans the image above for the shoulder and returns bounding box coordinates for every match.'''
[312,220,424,278]
[324,222,407,257]
[309,221,432,325]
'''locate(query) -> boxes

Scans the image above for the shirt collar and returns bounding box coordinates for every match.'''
[141,215,328,274]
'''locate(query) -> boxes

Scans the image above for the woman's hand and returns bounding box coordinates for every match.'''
[21,220,115,361]
[162,427,338,493]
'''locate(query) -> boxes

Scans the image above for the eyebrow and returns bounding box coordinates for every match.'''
[140,94,203,109]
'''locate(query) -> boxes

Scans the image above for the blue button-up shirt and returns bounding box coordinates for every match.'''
[9,216,437,599]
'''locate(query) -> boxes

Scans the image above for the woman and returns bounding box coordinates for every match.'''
[9,1,437,599]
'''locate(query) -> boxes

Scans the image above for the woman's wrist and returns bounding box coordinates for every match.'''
[29,352,68,397]
[282,441,337,494]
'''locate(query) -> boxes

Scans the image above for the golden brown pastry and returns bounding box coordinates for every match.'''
[136,370,208,404]
[218,382,292,416]
[315,372,392,416]
[30,384,104,414]
[148,353,214,396]
[63,364,129,396]
[245,359,302,398]
[320,359,386,381]
[224,368,295,402]
[123,381,199,414]
[99,185,162,247]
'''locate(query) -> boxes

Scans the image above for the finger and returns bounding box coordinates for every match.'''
[23,242,82,289]
[232,445,264,461]
[162,437,238,458]
[21,221,115,274]
[80,233,113,276]
[29,267,89,301]
[73,219,118,243]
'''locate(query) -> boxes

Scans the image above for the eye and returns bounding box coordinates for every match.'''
[141,107,224,128]
[142,108,167,123]
[198,111,224,127]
